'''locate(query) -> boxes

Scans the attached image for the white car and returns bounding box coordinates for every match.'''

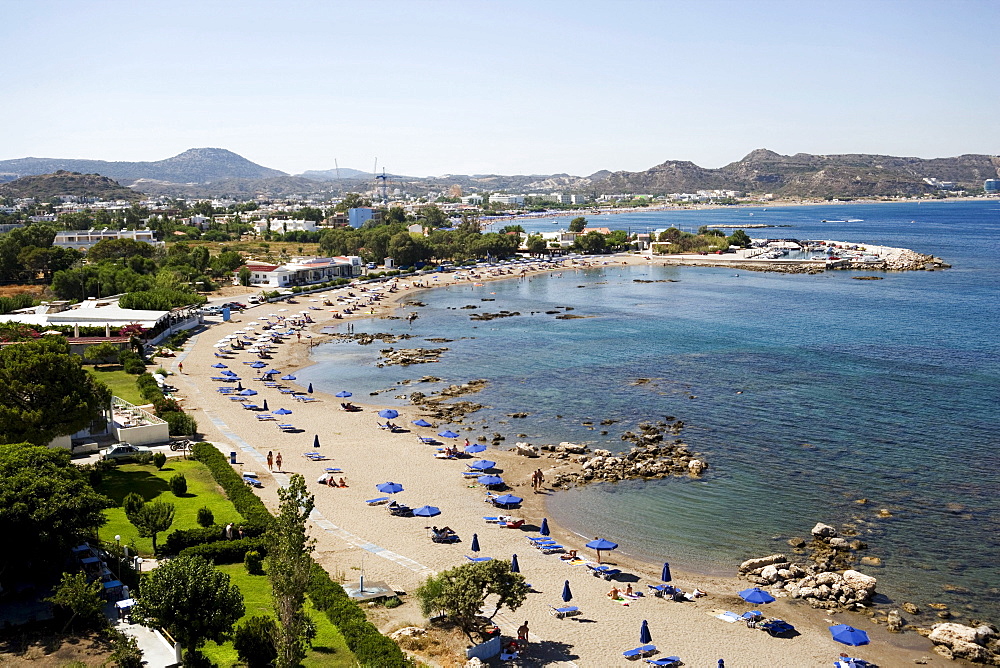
[100,443,152,461]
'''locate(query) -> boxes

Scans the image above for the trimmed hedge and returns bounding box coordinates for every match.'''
[179,536,267,564]
[190,442,272,525]
[307,563,408,667]
[164,524,267,555]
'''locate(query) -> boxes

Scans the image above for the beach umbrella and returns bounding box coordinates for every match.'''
[378,409,399,419]
[212,363,228,368]
[510,554,519,573]
[281,374,296,381]
[273,407,293,415]
[265,368,280,375]
[307,383,313,394]
[223,369,237,376]
[464,443,486,454]
[561,580,573,603]
[478,475,504,486]
[413,505,441,517]
[251,361,266,368]
[494,494,522,507]
[438,430,460,439]
[412,419,432,427]
[468,460,496,470]
[829,624,869,646]
[239,389,257,396]
[587,538,619,564]
[738,587,776,604]
[262,399,269,411]
[376,481,404,494]
[661,562,672,583]
[335,391,352,398]
[470,533,480,552]
[540,518,550,536]
[640,619,652,644]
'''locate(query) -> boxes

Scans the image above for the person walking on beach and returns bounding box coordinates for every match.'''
[275,452,283,472]
[178,361,183,374]
[535,468,545,492]
[267,451,273,471]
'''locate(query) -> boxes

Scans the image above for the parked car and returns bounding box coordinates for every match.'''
[224,302,246,310]
[100,443,152,461]
[247,295,262,304]
[200,305,222,315]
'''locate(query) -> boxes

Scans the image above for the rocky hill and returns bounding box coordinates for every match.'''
[0,171,142,201]
[0,148,285,185]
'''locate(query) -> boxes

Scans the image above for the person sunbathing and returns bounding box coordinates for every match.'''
[625,584,634,597]
[338,478,348,487]
[559,550,578,561]
[607,586,621,599]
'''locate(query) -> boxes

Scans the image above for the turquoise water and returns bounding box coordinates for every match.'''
[299,200,1000,620]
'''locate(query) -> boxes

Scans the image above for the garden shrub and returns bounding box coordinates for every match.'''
[190,442,271,525]
[233,616,277,668]
[197,506,214,528]
[244,549,264,575]
[152,452,167,470]
[179,536,267,563]
[169,473,187,496]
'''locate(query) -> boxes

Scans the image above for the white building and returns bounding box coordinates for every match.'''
[460,195,484,206]
[570,194,588,205]
[489,194,525,206]
[236,256,363,288]
[253,219,318,235]
[53,228,163,251]
[348,207,379,228]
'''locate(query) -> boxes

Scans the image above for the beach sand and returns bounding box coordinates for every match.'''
[168,264,947,667]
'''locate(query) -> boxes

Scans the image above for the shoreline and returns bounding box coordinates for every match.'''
[170,261,951,666]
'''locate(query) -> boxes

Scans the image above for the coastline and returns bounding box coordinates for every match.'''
[169,262,950,666]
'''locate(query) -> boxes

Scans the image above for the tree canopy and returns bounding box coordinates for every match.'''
[416,559,526,640]
[134,555,245,654]
[0,336,111,445]
[568,216,588,233]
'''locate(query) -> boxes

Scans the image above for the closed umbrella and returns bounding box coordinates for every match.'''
[262,399,269,411]
[313,434,320,449]
[510,554,519,573]
[829,624,870,646]
[661,562,672,582]
[471,533,480,552]
[464,443,486,454]
[540,518,550,536]
[376,482,404,494]
[412,419,432,427]
[413,505,440,517]
[438,430,459,439]
[640,619,652,644]
[561,580,573,603]
[586,538,619,564]
[236,382,243,391]
[335,391,352,397]
[307,383,313,394]
[468,460,496,470]
[379,409,399,419]
[738,587,776,604]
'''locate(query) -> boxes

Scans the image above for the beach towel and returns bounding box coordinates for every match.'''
[715,611,741,623]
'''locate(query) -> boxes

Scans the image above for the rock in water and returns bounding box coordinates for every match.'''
[811,522,838,538]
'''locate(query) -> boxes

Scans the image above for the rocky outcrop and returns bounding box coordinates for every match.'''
[378,347,448,366]
[927,623,999,664]
[513,442,539,457]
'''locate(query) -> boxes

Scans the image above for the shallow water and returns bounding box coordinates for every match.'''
[299,200,1000,620]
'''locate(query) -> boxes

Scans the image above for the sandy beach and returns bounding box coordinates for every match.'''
[167,263,949,667]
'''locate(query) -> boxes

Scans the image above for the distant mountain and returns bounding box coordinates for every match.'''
[598,150,1000,197]
[0,148,285,185]
[298,167,378,181]
[0,171,142,201]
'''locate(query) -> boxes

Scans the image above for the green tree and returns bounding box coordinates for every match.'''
[0,337,111,445]
[419,204,448,228]
[727,229,751,248]
[87,238,157,263]
[46,571,107,632]
[576,230,607,254]
[606,229,630,250]
[234,616,278,668]
[568,216,588,233]
[416,560,526,640]
[267,474,316,668]
[126,499,175,554]
[526,235,547,255]
[0,444,113,580]
[238,266,252,287]
[133,555,245,656]
[86,341,120,367]
[109,628,144,668]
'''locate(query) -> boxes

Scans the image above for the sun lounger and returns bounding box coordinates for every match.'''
[645,657,681,667]
[431,532,459,544]
[483,516,501,523]
[366,497,389,505]
[739,610,763,623]
[243,473,263,488]
[647,584,674,597]
[498,519,525,529]
[465,556,492,562]
[297,396,318,402]
[759,619,795,636]
[388,504,412,516]
[417,436,440,444]
[549,605,581,619]
[623,645,656,660]
[539,544,565,554]
[230,396,248,401]
[256,414,276,420]
[588,564,622,580]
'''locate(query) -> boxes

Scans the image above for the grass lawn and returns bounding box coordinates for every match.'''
[86,365,145,405]
[200,564,355,667]
[97,459,244,556]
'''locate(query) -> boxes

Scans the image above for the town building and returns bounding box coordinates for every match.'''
[489,194,525,206]
[985,179,1000,193]
[237,256,363,288]
[52,228,163,251]
[348,207,381,228]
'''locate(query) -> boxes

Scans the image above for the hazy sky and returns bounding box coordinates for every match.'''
[3,0,998,177]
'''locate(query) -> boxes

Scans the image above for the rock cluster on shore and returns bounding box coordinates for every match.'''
[409,379,488,422]
[378,347,449,367]
[926,623,1000,664]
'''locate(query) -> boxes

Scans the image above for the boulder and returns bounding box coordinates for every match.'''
[929,623,979,646]
[811,522,838,538]
[687,459,707,475]
[887,609,904,633]
[842,570,878,597]
[558,441,587,454]
[902,602,920,614]
[465,658,487,668]
[738,554,788,574]
[759,564,780,583]
[828,537,849,548]
[390,627,426,640]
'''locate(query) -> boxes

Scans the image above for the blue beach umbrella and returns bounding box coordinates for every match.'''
[561,580,573,603]
[478,475,504,487]
[223,369,237,376]
[494,494,522,507]
[540,518,550,536]
[510,554,519,573]
[313,434,320,449]
[738,587,776,604]
[212,363,227,368]
[307,383,313,394]
[640,619,652,644]
[335,391,352,397]
[251,361,266,368]
[829,624,869,646]
[464,443,486,454]
[265,368,280,375]
[273,407,293,415]
[470,533,480,552]
[469,460,496,470]
[412,419,432,427]
[438,430,460,439]
[281,374,296,381]
[378,409,399,419]
[239,389,257,396]
[586,538,619,564]
[376,481,404,494]
[661,562,672,583]
[413,505,440,517]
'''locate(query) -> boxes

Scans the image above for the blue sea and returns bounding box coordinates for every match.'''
[298,200,1000,621]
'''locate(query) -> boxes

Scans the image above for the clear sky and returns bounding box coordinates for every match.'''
[3,0,998,177]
